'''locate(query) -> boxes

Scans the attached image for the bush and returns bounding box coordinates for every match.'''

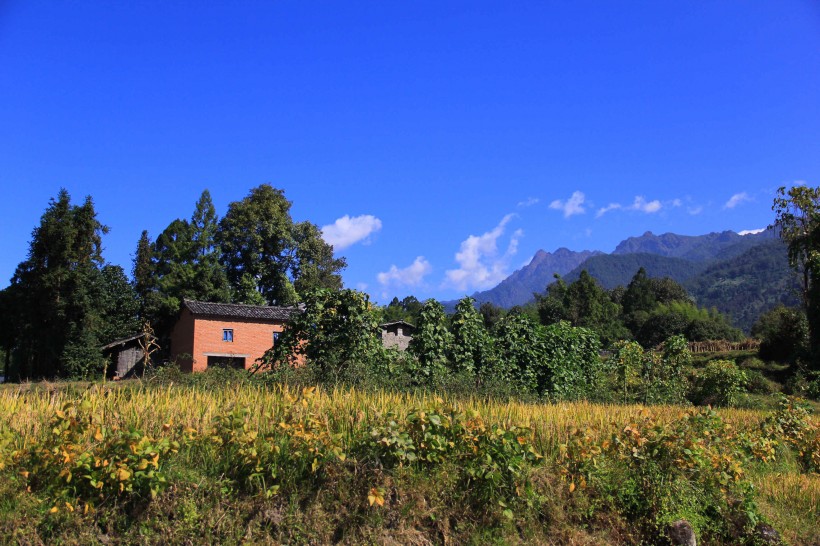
[744,369,780,395]
[692,359,747,407]
[560,408,761,542]
[17,400,178,513]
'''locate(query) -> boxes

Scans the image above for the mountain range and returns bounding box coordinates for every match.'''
[447,228,799,332]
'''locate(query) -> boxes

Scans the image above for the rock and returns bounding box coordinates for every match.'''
[667,519,697,546]
[754,523,782,545]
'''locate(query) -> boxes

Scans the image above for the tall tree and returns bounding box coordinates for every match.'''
[142,190,231,335]
[10,190,108,378]
[408,299,453,385]
[773,185,820,370]
[449,296,497,376]
[217,185,345,305]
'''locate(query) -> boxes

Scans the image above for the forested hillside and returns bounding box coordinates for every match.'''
[685,239,800,332]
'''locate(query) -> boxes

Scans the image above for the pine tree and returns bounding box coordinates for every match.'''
[11,190,109,378]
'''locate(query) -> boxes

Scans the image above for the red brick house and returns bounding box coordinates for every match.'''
[170,299,299,372]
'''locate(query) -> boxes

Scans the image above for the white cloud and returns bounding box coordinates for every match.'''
[724,192,751,209]
[321,214,382,250]
[355,282,369,291]
[596,195,666,218]
[688,206,703,215]
[739,228,766,236]
[628,196,662,213]
[444,214,522,291]
[671,198,682,207]
[377,256,432,288]
[549,191,586,218]
[596,203,622,218]
[517,197,540,208]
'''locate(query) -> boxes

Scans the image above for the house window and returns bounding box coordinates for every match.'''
[223,329,234,342]
[273,332,280,344]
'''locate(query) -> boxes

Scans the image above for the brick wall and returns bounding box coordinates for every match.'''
[170,310,287,372]
[170,309,196,372]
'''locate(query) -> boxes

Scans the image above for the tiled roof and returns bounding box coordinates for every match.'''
[379,320,416,330]
[183,299,299,321]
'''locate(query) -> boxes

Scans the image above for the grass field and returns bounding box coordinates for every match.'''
[0,378,817,545]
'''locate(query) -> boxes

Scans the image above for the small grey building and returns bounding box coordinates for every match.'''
[380,321,415,351]
[101,333,156,379]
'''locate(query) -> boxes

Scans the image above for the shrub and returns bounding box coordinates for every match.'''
[693,359,747,407]
[761,396,820,473]
[206,387,346,496]
[17,400,179,512]
[367,400,542,513]
[562,408,761,542]
[744,369,780,395]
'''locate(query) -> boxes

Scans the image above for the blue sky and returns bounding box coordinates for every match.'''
[1,1,819,304]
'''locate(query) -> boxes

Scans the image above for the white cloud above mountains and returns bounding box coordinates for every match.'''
[724,192,751,209]
[321,214,382,250]
[596,195,664,217]
[739,228,765,236]
[444,214,522,291]
[377,256,432,288]
[549,191,586,218]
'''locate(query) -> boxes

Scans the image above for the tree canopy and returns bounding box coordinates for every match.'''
[773,184,820,370]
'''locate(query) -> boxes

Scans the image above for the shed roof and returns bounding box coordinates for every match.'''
[183,299,298,321]
[379,320,416,330]
[101,332,156,351]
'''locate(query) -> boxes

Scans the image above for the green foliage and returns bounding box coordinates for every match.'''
[18,400,178,512]
[560,407,761,542]
[7,190,139,379]
[693,359,748,407]
[541,321,602,400]
[773,184,820,370]
[637,300,743,348]
[761,395,820,473]
[217,185,345,306]
[408,300,454,385]
[368,401,541,512]
[492,313,545,391]
[611,408,759,539]
[206,388,345,496]
[380,295,422,324]
[449,297,497,376]
[752,305,809,363]
[685,239,799,333]
[642,335,691,405]
[261,288,382,383]
[537,271,628,346]
[138,191,232,336]
[611,340,644,403]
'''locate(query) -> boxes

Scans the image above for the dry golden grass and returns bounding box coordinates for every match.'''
[0,381,768,458]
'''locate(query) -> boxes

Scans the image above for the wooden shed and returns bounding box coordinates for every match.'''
[380,320,415,351]
[101,333,155,379]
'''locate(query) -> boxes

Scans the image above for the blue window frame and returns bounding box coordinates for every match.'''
[223,329,234,342]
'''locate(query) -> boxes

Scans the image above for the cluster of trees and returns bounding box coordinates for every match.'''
[1,185,344,380]
[3,182,820,383]
[520,268,741,349]
[0,191,141,379]
[265,290,695,403]
[134,186,344,336]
